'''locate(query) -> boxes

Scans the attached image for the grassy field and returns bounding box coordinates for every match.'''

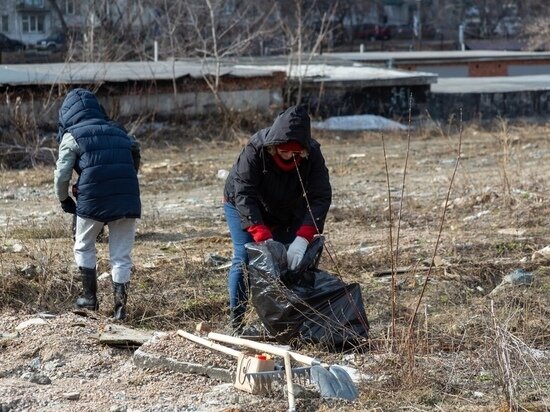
[0,117,549,411]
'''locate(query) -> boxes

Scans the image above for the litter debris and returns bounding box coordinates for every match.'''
[497,228,526,236]
[463,210,490,222]
[217,169,229,180]
[205,253,231,267]
[12,243,24,253]
[531,245,550,262]
[489,268,534,296]
[20,264,37,278]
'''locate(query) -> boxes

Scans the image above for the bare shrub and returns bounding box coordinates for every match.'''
[485,299,550,412]
[524,16,550,51]
[0,95,56,169]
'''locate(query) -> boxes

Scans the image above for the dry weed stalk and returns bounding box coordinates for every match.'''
[490,299,519,412]
[487,297,549,412]
[381,133,397,351]
[405,109,464,362]
[495,117,513,206]
[292,154,370,344]
[379,93,414,353]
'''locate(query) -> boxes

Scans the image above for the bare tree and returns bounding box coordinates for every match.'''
[277,0,336,106]
[183,0,275,112]
[524,16,550,50]
[46,0,68,34]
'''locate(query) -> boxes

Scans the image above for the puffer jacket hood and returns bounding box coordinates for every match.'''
[263,105,311,149]
[56,88,108,143]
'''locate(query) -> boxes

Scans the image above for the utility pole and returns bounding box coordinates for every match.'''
[416,0,422,50]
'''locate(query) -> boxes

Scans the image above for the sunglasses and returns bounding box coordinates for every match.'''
[276,148,307,158]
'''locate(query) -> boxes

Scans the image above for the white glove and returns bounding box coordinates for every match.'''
[286,236,309,270]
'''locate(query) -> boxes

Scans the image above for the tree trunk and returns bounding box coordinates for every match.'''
[47,0,68,33]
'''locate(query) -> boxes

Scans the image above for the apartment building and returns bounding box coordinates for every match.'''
[0,0,83,45]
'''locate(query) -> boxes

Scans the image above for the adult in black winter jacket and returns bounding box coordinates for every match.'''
[223,105,332,333]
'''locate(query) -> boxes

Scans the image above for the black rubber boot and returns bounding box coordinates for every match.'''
[113,282,128,321]
[76,267,98,310]
[229,308,261,337]
[229,308,245,335]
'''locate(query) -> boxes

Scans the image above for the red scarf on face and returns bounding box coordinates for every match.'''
[271,141,304,172]
[272,153,302,171]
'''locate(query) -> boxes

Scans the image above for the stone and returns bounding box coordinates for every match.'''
[98,323,155,348]
[28,373,51,385]
[196,322,212,334]
[63,392,80,400]
[15,318,47,330]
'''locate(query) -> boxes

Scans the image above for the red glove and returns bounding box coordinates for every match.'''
[247,224,272,242]
[296,225,317,243]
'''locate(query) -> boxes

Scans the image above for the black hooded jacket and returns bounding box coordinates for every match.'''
[224,106,332,232]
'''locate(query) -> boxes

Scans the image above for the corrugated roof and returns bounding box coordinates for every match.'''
[1,57,437,88]
[0,60,278,86]
[236,63,437,84]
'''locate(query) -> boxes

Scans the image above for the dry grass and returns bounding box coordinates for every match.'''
[0,117,549,410]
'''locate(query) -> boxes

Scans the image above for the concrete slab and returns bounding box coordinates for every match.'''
[133,332,233,383]
[133,346,232,382]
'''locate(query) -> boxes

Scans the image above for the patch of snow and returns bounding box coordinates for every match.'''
[312,115,406,131]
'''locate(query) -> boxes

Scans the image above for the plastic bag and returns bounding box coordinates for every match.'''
[246,237,369,350]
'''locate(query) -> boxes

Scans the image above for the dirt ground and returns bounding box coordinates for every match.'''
[0,119,549,411]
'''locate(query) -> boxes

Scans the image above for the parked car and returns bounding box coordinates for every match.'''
[0,33,26,52]
[36,32,65,52]
[389,24,437,40]
[352,23,391,41]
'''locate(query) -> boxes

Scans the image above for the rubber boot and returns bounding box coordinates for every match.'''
[76,267,98,310]
[113,282,128,321]
[229,308,245,335]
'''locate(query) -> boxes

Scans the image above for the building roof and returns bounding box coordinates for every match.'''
[0,60,280,87]
[324,50,550,65]
[235,63,437,87]
[1,57,437,88]
[432,74,550,93]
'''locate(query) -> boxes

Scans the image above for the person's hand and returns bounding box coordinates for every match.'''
[60,197,76,214]
[287,236,308,270]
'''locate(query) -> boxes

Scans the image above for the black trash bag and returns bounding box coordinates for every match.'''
[246,237,369,350]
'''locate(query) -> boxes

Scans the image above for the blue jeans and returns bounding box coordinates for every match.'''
[224,202,297,316]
